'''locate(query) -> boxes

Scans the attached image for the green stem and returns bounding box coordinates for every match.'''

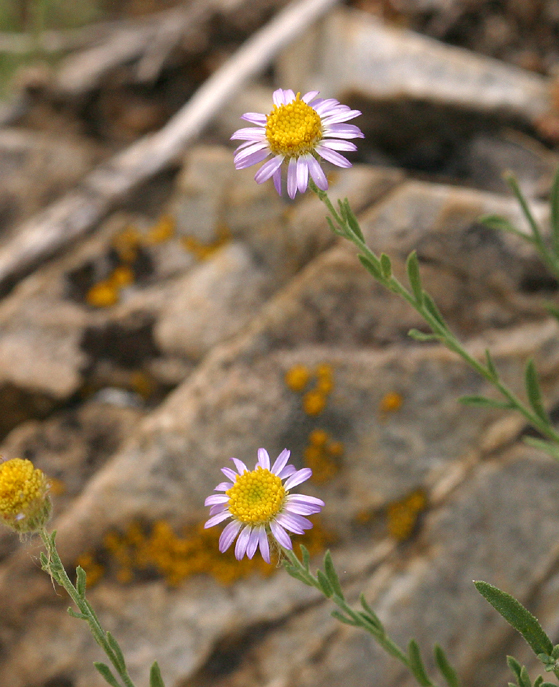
[40,530,136,687]
[283,548,437,687]
[309,182,559,445]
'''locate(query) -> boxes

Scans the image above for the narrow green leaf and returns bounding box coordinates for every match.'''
[76,566,87,597]
[323,551,344,600]
[406,251,424,305]
[508,656,523,680]
[67,607,88,620]
[407,639,432,687]
[40,552,48,567]
[534,676,543,687]
[540,682,559,687]
[551,167,559,255]
[316,569,334,598]
[380,253,392,279]
[519,666,532,687]
[505,173,544,245]
[551,645,559,659]
[408,329,443,343]
[423,293,447,329]
[300,544,311,571]
[434,644,460,687]
[523,437,559,462]
[544,303,559,323]
[106,632,126,672]
[478,214,534,242]
[326,216,345,238]
[331,609,358,626]
[458,395,513,410]
[474,581,553,656]
[282,564,314,587]
[358,254,382,280]
[525,359,548,422]
[94,662,121,687]
[150,661,166,687]
[485,349,499,381]
[359,593,383,631]
[342,199,365,241]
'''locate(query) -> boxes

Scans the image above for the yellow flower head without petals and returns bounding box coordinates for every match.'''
[0,458,51,534]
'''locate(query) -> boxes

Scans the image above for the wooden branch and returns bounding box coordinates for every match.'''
[0,0,340,296]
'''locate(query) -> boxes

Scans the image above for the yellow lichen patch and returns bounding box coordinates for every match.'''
[180,223,231,261]
[285,363,335,417]
[144,214,176,245]
[285,365,310,392]
[304,430,344,483]
[76,552,105,587]
[86,280,120,308]
[303,390,327,416]
[112,226,142,263]
[386,489,428,542]
[47,477,66,496]
[379,391,403,414]
[109,265,135,287]
[129,370,155,400]
[78,516,336,588]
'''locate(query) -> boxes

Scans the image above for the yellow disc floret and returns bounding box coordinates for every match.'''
[266,93,323,158]
[0,458,51,533]
[226,467,286,525]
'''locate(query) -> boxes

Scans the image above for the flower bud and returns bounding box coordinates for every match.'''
[0,458,52,534]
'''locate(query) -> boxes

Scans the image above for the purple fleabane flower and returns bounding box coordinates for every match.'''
[204,448,324,563]
[231,88,364,199]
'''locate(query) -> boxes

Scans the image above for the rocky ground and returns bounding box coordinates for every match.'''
[1,2,559,687]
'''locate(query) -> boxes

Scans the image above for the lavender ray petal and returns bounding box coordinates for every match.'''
[258,526,270,563]
[271,449,290,475]
[246,529,260,559]
[272,168,282,195]
[297,157,310,194]
[219,520,242,552]
[306,156,328,191]
[204,494,229,506]
[254,155,284,183]
[276,512,312,534]
[277,464,296,480]
[231,457,248,474]
[257,448,270,470]
[287,158,298,199]
[322,109,362,124]
[235,525,252,559]
[316,145,352,168]
[320,139,357,152]
[270,521,292,549]
[287,494,325,507]
[209,504,228,516]
[234,148,270,170]
[221,467,238,482]
[273,89,286,107]
[284,468,313,490]
[230,127,267,141]
[323,123,365,139]
[233,141,268,162]
[302,90,320,104]
[214,482,233,492]
[284,501,321,516]
[205,510,232,528]
[241,112,267,125]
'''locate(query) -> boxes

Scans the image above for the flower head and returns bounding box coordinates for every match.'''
[0,458,51,534]
[205,448,324,563]
[232,89,364,199]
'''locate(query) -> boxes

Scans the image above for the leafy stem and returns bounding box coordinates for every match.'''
[309,180,559,452]
[283,546,459,687]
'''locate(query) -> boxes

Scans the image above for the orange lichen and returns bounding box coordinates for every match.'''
[386,489,427,541]
[181,222,231,260]
[144,214,176,245]
[304,430,343,483]
[77,516,335,588]
[129,371,155,399]
[285,365,311,392]
[379,391,403,414]
[303,390,327,416]
[76,552,105,587]
[86,281,120,308]
[109,265,135,287]
[112,226,142,263]
[47,477,66,496]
